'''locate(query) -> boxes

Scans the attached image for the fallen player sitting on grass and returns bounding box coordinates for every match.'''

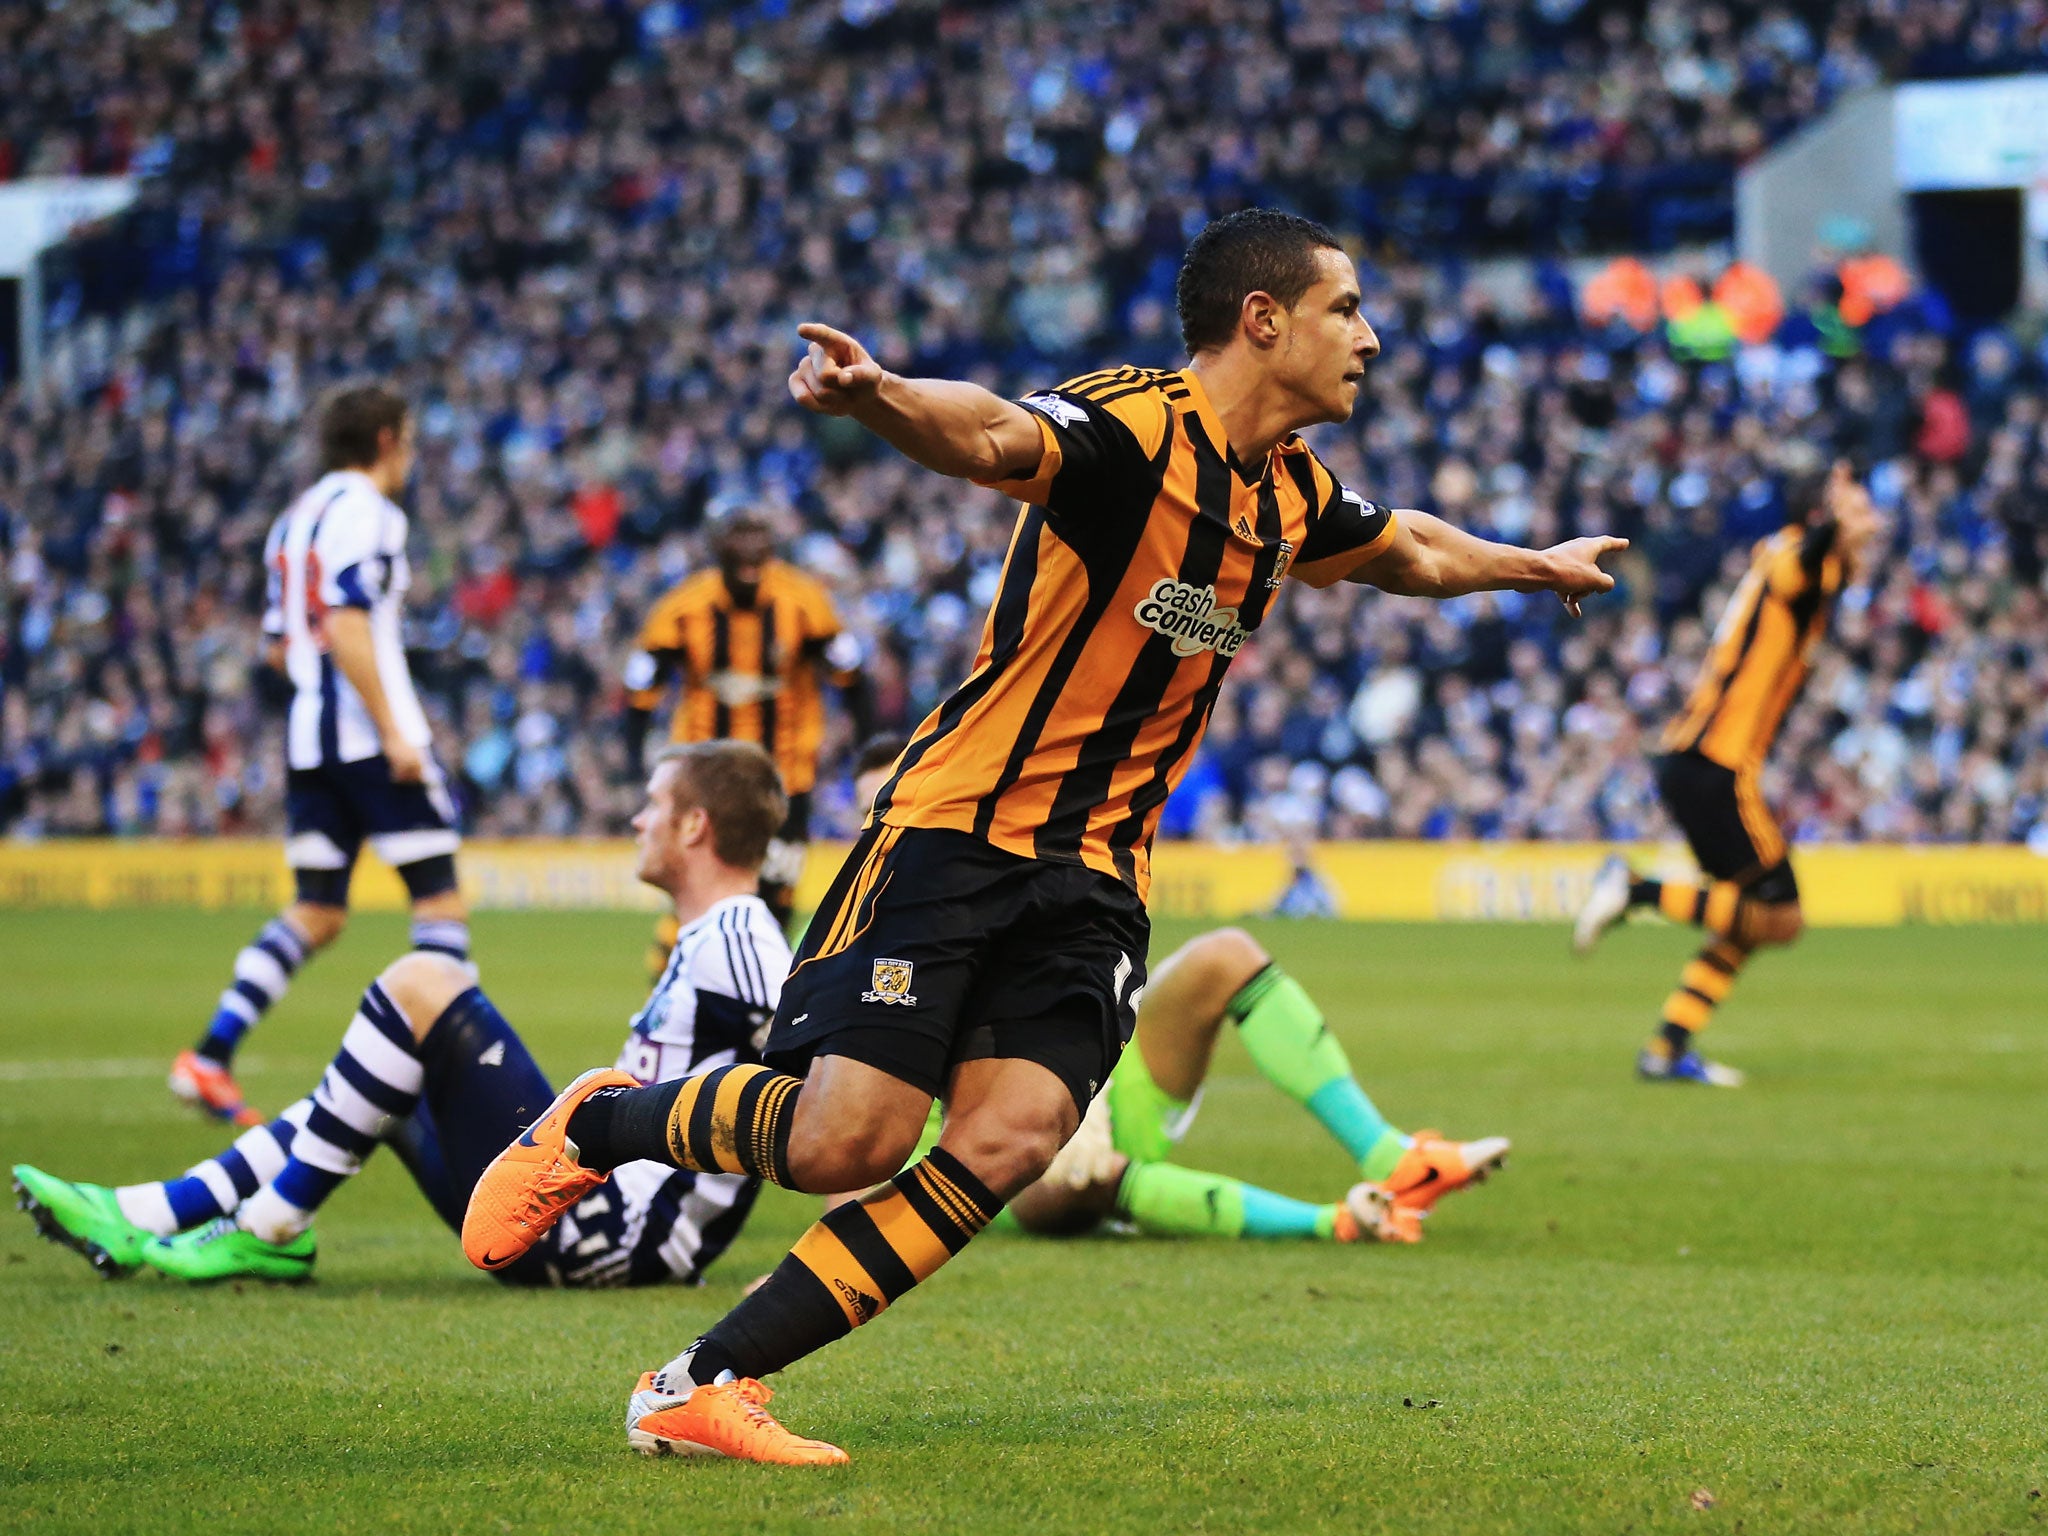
[14,741,788,1288]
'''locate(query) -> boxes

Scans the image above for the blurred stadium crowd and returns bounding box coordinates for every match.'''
[1,0,2044,848]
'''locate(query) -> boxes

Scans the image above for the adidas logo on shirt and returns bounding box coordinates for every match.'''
[477,1041,505,1067]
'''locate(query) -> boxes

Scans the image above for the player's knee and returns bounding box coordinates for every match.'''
[1193,927,1269,989]
[1740,900,1803,948]
[940,1108,1070,1202]
[1768,903,1805,946]
[289,901,347,949]
[784,1099,923,1195]
[377,951,476,1041]
[1158,927,1268,1019]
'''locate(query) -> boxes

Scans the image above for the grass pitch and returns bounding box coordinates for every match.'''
[1,907,2043,1535]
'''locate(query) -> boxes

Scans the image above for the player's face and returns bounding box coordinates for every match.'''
[718,526,773,592]
[377,418,418,495]
[633,761,703,893]
[1280,247,1379,426]
[1834,497,1886,580]
[853,766,889,818]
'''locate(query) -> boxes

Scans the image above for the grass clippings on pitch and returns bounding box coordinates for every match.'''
[2,908,2044,1535]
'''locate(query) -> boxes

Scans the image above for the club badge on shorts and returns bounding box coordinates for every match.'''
[861,958,918,1006]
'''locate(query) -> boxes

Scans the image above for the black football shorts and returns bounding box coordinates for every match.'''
[764,825,1149,1114]
[1654,751,1798,903]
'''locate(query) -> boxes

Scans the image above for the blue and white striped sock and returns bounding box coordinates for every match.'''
[198,917,310,1063]
[235,981,426,1244]
[410,917,471,962]
[115,1099,313,1235]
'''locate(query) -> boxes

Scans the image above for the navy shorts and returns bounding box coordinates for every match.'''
[285,755,460,903]
[764,825,1150,1115]
[385,989,757,1288]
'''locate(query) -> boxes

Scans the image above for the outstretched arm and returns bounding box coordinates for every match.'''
[787,323,1046,483]
[1352,510,1627,617]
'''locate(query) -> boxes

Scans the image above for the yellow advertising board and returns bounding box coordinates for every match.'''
[0,838,2043,926]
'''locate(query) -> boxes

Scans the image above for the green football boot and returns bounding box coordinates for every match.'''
[140,1218,317,1283]
[12,1163,152,1277]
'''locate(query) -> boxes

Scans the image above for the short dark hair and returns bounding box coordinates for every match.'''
[657,740,787,871]
[716,511,774,552]
[852,734,909,779]
[318,382,409,472]
[1176,209,1344,354]
[1783,469,1831,527]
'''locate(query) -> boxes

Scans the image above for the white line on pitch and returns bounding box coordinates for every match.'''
[0,1055,306,1083]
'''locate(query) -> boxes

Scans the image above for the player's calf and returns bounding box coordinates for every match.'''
[468,1059,827,1275]
[229,973,446,1247]
[559,1053,928,1196]
[665,1143,1002,1390]
[780,1061,931,1194]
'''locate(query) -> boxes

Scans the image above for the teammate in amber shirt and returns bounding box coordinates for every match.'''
[624,513,862,930]
[1576,461,1884,1085]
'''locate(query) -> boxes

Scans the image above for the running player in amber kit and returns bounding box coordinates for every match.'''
[624,512,861,934]
[1575,462,1882,1084]
[464,209,1624,1464]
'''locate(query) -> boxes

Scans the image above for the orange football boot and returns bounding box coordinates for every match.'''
[1331,1181,1410,1244]
[626,1372,849,1465]
[168,1050,264,1127]
[461,1067,636,1271]
[1379,1131,1511,1216]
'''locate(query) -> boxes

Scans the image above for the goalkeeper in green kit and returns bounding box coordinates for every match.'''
[1002,925,1509,1245]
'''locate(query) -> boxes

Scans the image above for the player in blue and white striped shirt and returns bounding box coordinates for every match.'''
[16,741,789,1288]
[169,383,471,1128]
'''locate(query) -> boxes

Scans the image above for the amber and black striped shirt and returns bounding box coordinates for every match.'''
[872,366,1398,899]
[627,560,847,795]
[1663,522,1845,773]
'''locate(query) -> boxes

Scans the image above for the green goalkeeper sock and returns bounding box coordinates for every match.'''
[1116,1161,1336,1240]
[1228,964,1409,1181]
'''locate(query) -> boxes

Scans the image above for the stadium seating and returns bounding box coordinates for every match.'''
[0,0,2044,847]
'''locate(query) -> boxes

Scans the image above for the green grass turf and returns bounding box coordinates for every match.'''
[2,908,2045,1535]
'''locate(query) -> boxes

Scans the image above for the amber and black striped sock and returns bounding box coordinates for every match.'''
[677,1146,1001,1386]
[1632,878,1745,938]
[1652,938,1748,1060]
[566,1063,802,1185]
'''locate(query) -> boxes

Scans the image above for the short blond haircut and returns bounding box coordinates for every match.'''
[655,741,787,871]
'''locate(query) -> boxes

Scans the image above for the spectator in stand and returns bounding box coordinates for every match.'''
[1,0,2044,856]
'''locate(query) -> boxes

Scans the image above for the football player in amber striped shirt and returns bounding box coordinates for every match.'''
[1575,461,1882,1085]
[466,209,1625,1464]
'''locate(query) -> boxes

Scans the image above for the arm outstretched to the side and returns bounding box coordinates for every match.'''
[1353,509,1627,616]
[787,323,1045,484]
